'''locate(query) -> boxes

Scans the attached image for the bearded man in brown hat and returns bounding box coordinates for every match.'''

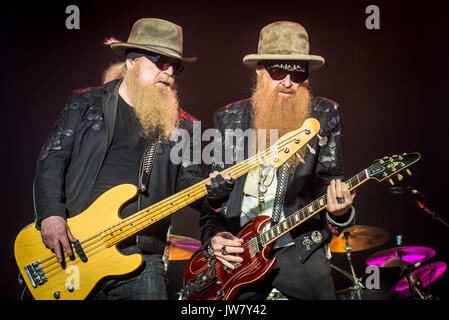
[32,18,233,300]
[199,21,356,299]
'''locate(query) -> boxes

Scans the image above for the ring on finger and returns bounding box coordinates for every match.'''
[336,196,345,204]
[221,246,228,255]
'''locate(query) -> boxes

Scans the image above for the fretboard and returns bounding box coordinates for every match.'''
[101,127,315,247]
[256,169,369,247]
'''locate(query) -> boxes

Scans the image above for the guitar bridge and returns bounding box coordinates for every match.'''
[24,261,47,288]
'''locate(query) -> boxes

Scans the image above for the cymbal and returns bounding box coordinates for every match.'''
[365,246,435,268]
[329,225,390,252]
[390,262,447,299]
[164,234,201,261]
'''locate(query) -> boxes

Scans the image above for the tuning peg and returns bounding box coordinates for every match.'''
[383,156,389,160]
[406,169,412,176]
[397,174,403,181]
[402,153,407,155]
[389,179,395,186]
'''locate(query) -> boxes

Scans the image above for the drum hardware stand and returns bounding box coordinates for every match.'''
[342,232,365,300]
[395,235,430,300]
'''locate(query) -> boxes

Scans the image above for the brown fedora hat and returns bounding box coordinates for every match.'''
[243,21,324,70]
[110,18,197,62]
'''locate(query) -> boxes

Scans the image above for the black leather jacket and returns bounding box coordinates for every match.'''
[200,97,355,262]
[33,79,204,253]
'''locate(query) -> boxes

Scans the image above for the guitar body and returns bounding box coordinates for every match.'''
[13,120,324,299]
[183,215,276,300]
[14,184,143,300]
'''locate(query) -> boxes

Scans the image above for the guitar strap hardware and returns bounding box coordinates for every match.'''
[138,134,161,194]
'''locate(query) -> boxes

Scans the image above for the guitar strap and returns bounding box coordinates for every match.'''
[272,163,294,248]
[271,163,289,224]
[138,134,161,194]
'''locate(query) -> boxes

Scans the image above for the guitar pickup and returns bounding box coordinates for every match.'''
[24,261,47,288]
[74,240,87,262]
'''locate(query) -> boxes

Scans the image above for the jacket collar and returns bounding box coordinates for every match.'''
[102,78,123,149]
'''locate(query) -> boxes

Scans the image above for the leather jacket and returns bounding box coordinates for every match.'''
[200,97,355,262]
[33,79,204,253]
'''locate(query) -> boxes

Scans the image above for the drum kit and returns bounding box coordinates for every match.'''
[329,225,447,300]
[163,225,446,300]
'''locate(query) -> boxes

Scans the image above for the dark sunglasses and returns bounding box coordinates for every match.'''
[154,56,184,76]
[263,64,309,83]
[128,51,184,75]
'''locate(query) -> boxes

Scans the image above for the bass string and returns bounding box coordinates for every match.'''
[96,132,303,245]
[39,130,312,277]
[42,148,283,276]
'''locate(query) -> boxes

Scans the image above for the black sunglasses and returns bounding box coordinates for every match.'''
[263,63,309,83]
[128,51,184,75]
[154,56,184,76]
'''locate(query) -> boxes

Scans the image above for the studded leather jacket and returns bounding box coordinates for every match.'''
[33,79,204,253]
[200,97,355,262]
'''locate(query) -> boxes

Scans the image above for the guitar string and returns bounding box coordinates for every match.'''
[42,133,307,277]
[42,133,300,276]
[44,155,413,282]
[42,155,406,278]
[40,130,311,277]
[43,152,405,278]
[40,133,288,268]
[254,173,368,248]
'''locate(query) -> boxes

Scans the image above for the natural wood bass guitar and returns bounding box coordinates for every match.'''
[14,118,320,300]
[181,153,421,300]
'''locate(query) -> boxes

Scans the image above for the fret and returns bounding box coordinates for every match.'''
[276,225,282,235]
[308,204,314,213]
[346,181,352,190]
[318,197,325,207]
[294,214,300,223]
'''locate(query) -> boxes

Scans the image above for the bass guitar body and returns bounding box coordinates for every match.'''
[182,215,276,300]
[14,184,143,300]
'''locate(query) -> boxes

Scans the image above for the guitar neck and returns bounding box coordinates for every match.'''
[258,169,370,247]
[102,137,300,247]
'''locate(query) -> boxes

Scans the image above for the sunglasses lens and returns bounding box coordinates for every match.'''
[157,60,183,75]
[159,62,170,71]
[291,71,309,83]
[268,68,288,80]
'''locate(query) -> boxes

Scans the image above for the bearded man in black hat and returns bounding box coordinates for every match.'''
[200,21,356,300]
[33,18,232,300]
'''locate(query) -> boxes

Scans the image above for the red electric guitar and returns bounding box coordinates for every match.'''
[181,153,421,300]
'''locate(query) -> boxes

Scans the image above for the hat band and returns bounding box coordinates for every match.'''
[125,42,182,57]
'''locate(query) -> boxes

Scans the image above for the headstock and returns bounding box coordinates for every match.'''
[263,118,320,168]
[367,153,421,184]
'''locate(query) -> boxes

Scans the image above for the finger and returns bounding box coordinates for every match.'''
[327,185,335,212]
[217,252,243,263]
[219,246,244,255]
[216,256,237,270]
[216,238,243,248]
[60,237,73,258]
[67,227,77,243]
[222,173,231,180]
[206,171,219,185]
[335,180,343,197]
[210,171,219,178]
[52,240,63,263]
[342,188,352,205]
